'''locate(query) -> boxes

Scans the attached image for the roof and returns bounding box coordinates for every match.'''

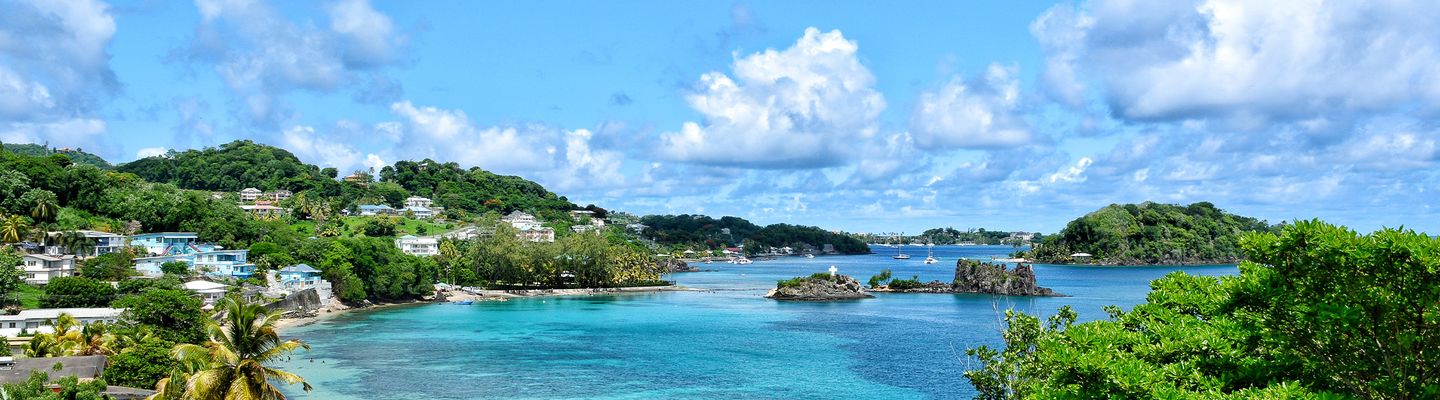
[358,204,395,210]
[0,308,124,321]
[1070,252,1093,257]
[130,232,198,238]
[281,264,321,273]
[405,196,430,201]
[183,280,230,292]
[103,386,157,400]
[405,206,433,212]
[23,254,73,262]
[503,211,533,219]
[0,355,107,385]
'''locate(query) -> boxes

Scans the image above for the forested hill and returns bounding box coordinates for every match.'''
[639,214,870,254]
[379,160,576,220]
[117,140,330,192]
[1,143,112,169]
[1029,202,1274,265]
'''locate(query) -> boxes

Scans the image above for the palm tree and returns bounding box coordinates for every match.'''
[30,192,57,223]
[163,297,311,399]
[0,214,29,244]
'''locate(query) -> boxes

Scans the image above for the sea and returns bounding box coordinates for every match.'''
[276,245,1238,399]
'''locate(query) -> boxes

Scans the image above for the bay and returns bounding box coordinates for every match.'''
[277,245,1237,399]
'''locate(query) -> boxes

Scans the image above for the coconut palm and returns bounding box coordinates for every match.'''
[29,191,57,223]
[164,297,311,399]
[0,214,28,244]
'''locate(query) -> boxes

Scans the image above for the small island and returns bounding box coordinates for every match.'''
[1024,202,1274,265]
[870,259,1063,297]
[766,271,873,301]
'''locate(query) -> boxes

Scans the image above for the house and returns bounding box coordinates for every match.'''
[129,232,210,256]
[134,249,255,279]
[404,206,436,219]
[569,210,594,220]
[277,264,323,286]
[571,224,598,233]
[501,211,537,228]
[45,230,125,257]
[239,204,287,218]
[183,280,230,306]
[343,172,369,183]
[239,188,263,202]
[626,223,649,234]
[404,196,433,208]
[17,254,76,285]
[269,189,292,202]
[0,308,123,337]
[0,355,109,386]
[357,204,398,216]
[395,235,439,256]
[518,226,555,243]
[1070,252,1093,260]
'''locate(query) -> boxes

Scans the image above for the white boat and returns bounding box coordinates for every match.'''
[893,243,910,260]
[735,257,753,265]
[923,244,938,264]
[805,254,815,259]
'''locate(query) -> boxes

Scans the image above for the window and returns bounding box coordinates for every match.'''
[7,323,13,328]
[25,322,38,329]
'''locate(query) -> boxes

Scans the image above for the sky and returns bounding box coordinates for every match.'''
[1,0,1438,235]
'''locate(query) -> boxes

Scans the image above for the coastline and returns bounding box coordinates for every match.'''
[275,286,693,334]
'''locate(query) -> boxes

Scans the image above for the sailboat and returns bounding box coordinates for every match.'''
[893,240,911,260]
[923,244,938,264]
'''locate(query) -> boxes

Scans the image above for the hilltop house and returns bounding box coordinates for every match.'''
[404,196,433,208]
[134,249,255,279]
[239,188,263,202]
[44,230,124,257]
[395,235,439,256]
[18,254,76,285]
[129,232,210,256]
[183,280,229,306]
[357,204,398,216]
[0,308,122,337]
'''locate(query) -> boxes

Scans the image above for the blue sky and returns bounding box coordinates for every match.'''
[2,0,1437,234]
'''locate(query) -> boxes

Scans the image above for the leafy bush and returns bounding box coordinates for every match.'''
[40,277,115,308]
[867,269,893,288]
[776,273,836,289]
[886,276,923,290]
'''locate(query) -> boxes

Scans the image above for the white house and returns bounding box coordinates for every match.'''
[404,196,433,208]
[405,206,436,219]
[18,254,76,285]
[0,308,122,337]
[501,211,537,228]
[239,204,287,218]
[395,235,439,256]
[269,190,293,202]
[239,188,262,202]
[183,280,230,306]
[519,226,556,243]
[44,230,125,257]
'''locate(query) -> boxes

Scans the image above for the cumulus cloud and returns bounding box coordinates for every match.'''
[384,101,626,193]
[656,27,886,169]
[135,147,169,159]
[279,125,371,174]
[0,0,118,151]
[1034,0,1440,125]
[911,64,1032,149]
[184,0,407,126]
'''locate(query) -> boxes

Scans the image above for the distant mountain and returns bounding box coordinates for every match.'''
[639,214,870,254]
[1029,202,1274,265]
[1,143,112,169]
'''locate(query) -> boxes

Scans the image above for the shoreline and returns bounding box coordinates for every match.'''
[275,285,693,334]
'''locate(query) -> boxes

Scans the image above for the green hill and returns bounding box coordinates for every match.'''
[638,214,870,255]
[1,142,112,169]
[1028,202,1274,265]
[116,140,330,192]
[379,159,577,220]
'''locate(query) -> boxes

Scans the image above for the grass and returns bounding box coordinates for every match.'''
[289,216,456,238]
[14,284,44,309]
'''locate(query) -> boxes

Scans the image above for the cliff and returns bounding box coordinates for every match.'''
[766,273,873,301]
[877,260,1062,296]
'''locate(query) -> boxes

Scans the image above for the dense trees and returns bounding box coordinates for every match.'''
[160,297,311,399]
[1028,202,1273,264]
[380,159,576,219]
[966,220,1439,398]
[442,225,666,289]
[639,215,870,254]
[40,277,115,308]
[117,140,330,192]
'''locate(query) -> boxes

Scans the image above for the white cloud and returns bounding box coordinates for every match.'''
[656,27,886,169]
[1035,0,1440,124]
[0,0,117,153]
[911,64,1032,149]
[0,119,108,151]
[279,125,366,173]
[187,0,407,125]
[1048,157,1093,183]
[135,147,168,159]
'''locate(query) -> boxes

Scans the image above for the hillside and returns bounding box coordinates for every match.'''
[1,142,112,169]
[117,140,330,192]
[380,160,577,220]
[1028,202,1274,265]
[639,214,870,254]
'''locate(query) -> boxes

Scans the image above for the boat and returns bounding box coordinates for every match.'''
[735,257,753,265]
[805,254,815,259]
[893,243,910,260]
[450,300,474,305]
[923,244,938,264]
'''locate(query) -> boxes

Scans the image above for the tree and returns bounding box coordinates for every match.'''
[40,277,115,308]
[964,220,1439,398]
[1,213,29,243]
[0,248,26,305]
[106,337,178,390]
[159,261,191,276]
[164,297,311,399]
[113,289,206,344]
[19,189,58,223]
[79,252,135,281]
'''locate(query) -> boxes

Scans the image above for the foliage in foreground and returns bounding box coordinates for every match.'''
[966,220,1439,399]
[154,297,310,400]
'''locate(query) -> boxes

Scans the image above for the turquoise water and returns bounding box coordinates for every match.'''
[277,246,1237,399]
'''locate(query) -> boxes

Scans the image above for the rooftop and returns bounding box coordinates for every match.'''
[0,308,124,321]
[0,355,107,385]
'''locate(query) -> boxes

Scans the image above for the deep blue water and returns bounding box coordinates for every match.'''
[277,246,1237,399]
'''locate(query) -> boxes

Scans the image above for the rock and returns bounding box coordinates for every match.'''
[766,274,874,301]
[951,259,1061,296]
[658,259,698,272]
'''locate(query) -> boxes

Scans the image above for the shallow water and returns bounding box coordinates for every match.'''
[277,246,1237,399]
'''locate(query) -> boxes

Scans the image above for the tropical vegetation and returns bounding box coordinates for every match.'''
[1027,202,1274,264]
[966,220,1438,398]
[638,214,870,254]
[154,297,311,400]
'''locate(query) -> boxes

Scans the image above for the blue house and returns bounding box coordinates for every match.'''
[133,249,255,279]
[357,204,397,216]
[129,233,214,256]
[278,264,322,284]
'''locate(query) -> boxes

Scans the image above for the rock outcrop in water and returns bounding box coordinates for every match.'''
[950,259,1060,296]
[658,258,697,272]
[766,274,873,301]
